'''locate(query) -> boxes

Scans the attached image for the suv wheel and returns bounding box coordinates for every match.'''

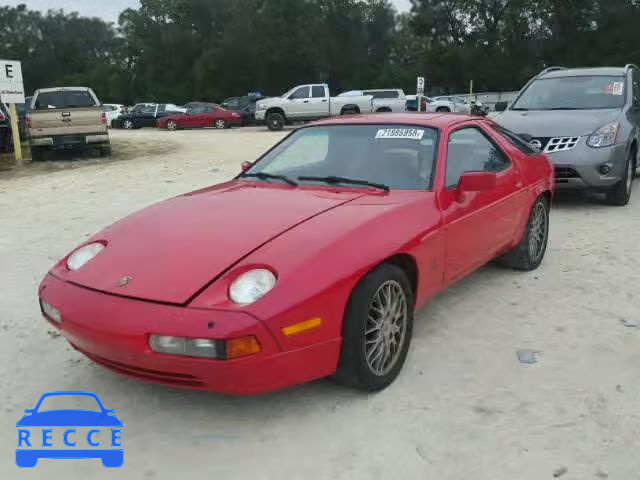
[123,120,134,130]
[606,151,634,206]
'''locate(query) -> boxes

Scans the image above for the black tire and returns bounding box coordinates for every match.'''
[99,145,112,157]
[30,146,44,162]
[498,195,550,271]
[266,112,285,131]
[376,107,392,113]
[334,264,414,391]
[340,108,359,116]
[606,151,634,206]
[436,107,451,112]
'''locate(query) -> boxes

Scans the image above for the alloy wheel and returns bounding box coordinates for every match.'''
[528,202,548,263]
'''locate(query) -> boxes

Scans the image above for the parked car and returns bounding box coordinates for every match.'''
[337,89,406,113]
[39,113,553,394]
[494,65,640,206]
[220,95,264,125]
[27,87,111,160]
[111,103,186,129]
[103,104,125,126]
[157,103,243,130]
[405,95,430,112]
[255,83,374,131]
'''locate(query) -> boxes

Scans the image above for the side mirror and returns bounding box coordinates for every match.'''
[457,171,497,194]
[240,161,252,172]
[494,101,508,112]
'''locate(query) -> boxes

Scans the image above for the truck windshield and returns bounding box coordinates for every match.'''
[34,91,97,110]
[512,75,626,110]
[243,125,439,190]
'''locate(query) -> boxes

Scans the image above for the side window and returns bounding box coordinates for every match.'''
[139,105,156,114]
[492,125,539,155]
[289,87,310,100]
[311,86,326,98]
[204,106,216,113]
[224,98,240,108]
[446,127,511,189]
[190,106,206,114]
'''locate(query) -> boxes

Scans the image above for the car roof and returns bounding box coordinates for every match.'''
[36,87,92,93]
[312,112,485,129]
[541,67,626,78]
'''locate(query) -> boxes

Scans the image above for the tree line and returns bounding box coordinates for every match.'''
[1,0,640,105]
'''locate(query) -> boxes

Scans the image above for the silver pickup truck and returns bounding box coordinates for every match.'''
[255,84,374,131]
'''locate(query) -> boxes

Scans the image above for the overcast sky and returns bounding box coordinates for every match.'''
[4,0,412,22]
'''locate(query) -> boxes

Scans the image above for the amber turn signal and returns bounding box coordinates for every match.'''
[226,335,261,359]
[281,317,322,337]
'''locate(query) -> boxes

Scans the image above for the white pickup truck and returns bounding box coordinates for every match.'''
[338,89,406,113]
[255,84,374,131]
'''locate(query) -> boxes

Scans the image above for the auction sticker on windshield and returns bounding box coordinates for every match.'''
[376,128,424,140]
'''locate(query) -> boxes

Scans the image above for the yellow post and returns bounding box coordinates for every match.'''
[9,103,22,163]
[469,80,474,114]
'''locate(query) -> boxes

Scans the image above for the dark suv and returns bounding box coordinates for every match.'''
[495,65,640,205]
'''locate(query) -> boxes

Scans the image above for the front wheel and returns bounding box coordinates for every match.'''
[123,120,134,130]
[498,195,550,271]
[214,118,227,129]
[606,152,634,206]
[334,264,414,391]
[266,112,285,131]
[166,120,178,131]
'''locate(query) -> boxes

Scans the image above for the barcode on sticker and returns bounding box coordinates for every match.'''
[376,128,424,140]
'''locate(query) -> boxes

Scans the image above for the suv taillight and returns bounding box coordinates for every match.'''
[101,112,107,126]
[25,114,32,129]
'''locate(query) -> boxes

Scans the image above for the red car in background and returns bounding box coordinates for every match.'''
[38,114,554,395]
[157,103,242,130]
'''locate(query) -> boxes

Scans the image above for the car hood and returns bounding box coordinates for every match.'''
[16,410,122,427]
[54,182,364,304]
[494,108,622,137]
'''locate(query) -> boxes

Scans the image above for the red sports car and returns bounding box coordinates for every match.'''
[157,103,242,130]
[38,114,554,394]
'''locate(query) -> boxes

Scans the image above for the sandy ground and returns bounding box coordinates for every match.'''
[1,127,639,480]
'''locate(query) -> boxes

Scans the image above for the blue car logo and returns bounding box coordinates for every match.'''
[16,391,123,468]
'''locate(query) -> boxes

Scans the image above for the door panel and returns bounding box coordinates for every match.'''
[441,126,522,284]
[287,87,312,118]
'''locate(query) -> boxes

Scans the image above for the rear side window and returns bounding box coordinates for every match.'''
[34,91,97,110]
[311,86,326,98]
[365,91,399,99]
[492,125,539,155]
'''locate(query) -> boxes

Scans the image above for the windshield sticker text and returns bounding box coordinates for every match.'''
[376,128,424,140]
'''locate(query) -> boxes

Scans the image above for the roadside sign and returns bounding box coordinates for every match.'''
[416,77,425,95]
[0,59,25,103]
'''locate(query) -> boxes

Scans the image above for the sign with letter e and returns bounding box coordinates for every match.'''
[0,60,25,103]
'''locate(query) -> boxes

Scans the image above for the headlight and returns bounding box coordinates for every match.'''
[40,300,62,324]
[66,242,105,270]
[257,104,266,110]
[229,269,276,305]
[587,122,619,148]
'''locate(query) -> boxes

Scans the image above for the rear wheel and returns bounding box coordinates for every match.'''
[334,264,414,391]
[498,195,550,271]
[266,112,285,131]
[123,120,134,130]
[214,118,227,129]
[436,107,451,112]
[166,120,178,131]
[606,151,634,206]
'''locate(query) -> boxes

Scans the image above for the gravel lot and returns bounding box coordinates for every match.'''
[1,127,639,479]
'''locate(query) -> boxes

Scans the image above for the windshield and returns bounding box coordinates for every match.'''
[244,125,438,190]
[512,75,626,110]
[34,90,97,110]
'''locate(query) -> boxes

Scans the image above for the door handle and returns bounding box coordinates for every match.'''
[321,100,328,103]
[303,100,309,103]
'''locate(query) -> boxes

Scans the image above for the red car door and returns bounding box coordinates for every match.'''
[438,123,525,284]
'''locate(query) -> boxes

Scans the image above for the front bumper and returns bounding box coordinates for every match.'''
[30,134,110,147]
[39,274,339,394]
[547,139,628,188]
[255,110,266,121]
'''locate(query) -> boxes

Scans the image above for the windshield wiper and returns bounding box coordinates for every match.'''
[298,175,389,191]
[239,172,298,187]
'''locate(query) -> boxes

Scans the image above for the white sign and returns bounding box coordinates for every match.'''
[0,60,25,103]
[416,76,425,95]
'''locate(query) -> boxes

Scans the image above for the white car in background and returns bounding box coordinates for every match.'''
[338,89,406,113]
[427,96,487,114]
[103,104,126,126]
